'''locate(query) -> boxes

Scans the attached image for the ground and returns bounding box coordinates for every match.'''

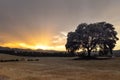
[0,54,120,80]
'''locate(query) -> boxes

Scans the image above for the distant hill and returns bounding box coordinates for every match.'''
[0,46,71,57]
[0,46,64,53]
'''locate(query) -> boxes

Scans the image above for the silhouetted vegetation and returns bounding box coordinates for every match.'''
[27,59,39,61]
[0,59,19,62]
[66,22,119,58]
[0,47,74,57]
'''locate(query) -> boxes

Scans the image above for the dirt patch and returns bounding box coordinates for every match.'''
[0,75,10,80]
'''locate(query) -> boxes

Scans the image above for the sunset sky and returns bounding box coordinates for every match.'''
[0,0,120,51]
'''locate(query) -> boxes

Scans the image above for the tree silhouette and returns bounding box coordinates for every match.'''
[97,22,119,56]
[65,22,119,57]
[65,32,80,55]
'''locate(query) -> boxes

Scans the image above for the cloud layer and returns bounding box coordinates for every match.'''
[0,0,120,50]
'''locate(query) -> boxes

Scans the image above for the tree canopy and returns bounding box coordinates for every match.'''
[65,22,119,57]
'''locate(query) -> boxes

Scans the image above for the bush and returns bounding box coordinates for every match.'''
[27,59,39,61]
[0,59,20,62]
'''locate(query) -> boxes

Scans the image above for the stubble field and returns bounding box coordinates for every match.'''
[0,54,120,80]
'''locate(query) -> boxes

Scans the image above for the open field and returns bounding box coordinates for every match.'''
[0,53,24,60]
[0,54,120,80]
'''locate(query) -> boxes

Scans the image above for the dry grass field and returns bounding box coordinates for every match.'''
[0,53,120,80]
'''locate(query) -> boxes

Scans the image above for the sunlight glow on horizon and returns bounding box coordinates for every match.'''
[0,25,119,51]
[0,42,66,51]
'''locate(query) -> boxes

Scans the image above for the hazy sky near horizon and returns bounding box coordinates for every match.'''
[0,0,120,50]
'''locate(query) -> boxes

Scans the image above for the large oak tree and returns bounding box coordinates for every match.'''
[65,22,119,57]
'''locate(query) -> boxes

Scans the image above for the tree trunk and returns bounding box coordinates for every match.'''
[109,48,113,57]
[87,49,91,57]
[70,50,75,56]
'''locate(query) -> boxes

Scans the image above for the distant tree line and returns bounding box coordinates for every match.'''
[0,48,73,57]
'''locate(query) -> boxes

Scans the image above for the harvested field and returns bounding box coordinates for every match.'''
[0,54,120,80]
